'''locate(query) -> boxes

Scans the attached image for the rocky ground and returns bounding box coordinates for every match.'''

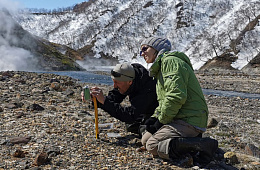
[0,70,259,170]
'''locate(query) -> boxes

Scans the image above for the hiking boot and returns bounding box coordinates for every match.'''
[169,137,218,163]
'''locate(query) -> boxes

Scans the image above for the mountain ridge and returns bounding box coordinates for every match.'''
[9,0,260,73]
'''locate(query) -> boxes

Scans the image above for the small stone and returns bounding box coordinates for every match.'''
[47,146,61,156]
[64,80,74,86]
[27,104,44,111]
[192,166,200,169]
[16,112,25,118]
[0,139,7,145]
[207,118,219,128]
[63,89,74,96]
[49,106,57,111]
[6,103,17,109]
[218,121,230,131]
[50,82,61,91]
[13,74,20,78]
[224,152,239,165]
[50,78,60,83]
[55,159,63,166]
[15,79,26,84]
[251,162,260,165]
[33,152,49,166]
[9,136,31,145]
[245,144,260,158]
[162,161,168,165]
[81,116,94,122]
[13,149,26,158]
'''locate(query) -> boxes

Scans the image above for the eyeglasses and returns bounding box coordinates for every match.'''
[140,46,149,55]
[111,70,134,79]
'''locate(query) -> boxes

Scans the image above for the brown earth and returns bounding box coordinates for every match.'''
[0,71,259,169]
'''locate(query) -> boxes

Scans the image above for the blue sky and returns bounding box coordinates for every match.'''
[13,0,87,10]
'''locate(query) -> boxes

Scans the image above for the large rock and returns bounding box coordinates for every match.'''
[199,52,238,72]
[242,52,260,75]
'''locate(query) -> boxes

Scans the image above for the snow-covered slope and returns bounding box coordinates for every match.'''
[14,0,260,71]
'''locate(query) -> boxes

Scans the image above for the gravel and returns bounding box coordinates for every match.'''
[0,71,259,169]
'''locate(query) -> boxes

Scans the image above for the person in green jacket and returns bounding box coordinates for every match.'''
[140,37,218,163]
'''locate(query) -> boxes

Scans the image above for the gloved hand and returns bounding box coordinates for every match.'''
[144,117,157,126]
[146,119,164,134]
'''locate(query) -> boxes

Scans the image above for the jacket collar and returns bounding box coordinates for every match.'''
[149,53,165,77]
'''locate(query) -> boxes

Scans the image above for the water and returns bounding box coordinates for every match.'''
[37,71,113,85]
[202,89,260,99]
[37,71,260,99]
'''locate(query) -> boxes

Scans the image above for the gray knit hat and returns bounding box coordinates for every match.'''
[141,37,171,55]
[111,63,135,81]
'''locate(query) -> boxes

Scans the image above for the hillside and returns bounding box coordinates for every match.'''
[0,9,84,71]
[14,0,260,73]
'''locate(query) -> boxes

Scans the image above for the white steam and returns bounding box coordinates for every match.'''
[0,45,38,71]
[77,59,115,71]
[0,0,22,13]
[0,0,39,71]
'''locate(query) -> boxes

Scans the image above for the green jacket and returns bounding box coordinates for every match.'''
[149,51,208,128]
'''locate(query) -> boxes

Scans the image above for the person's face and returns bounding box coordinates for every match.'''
[112,79,133,94]
[140,45,157,63]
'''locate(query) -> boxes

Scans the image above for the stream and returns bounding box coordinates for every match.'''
[36,71,260,99]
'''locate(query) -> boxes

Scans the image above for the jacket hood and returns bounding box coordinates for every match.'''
[124,63,152,95]
[166,51,193,70]
[149,51,193,77]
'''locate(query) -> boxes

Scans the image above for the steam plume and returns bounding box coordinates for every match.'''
[0,0,38,71]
